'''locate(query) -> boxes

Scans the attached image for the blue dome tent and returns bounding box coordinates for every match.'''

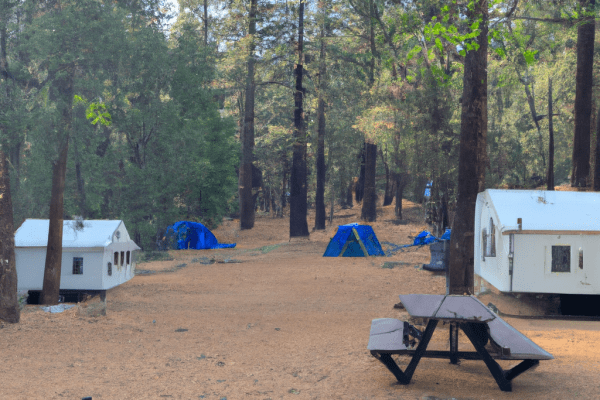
[165,221,236,250]
[323,223,384,257]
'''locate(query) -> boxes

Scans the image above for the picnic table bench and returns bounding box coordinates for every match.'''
[368,294,554,392]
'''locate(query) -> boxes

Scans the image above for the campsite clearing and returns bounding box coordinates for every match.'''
[1,201,600,399]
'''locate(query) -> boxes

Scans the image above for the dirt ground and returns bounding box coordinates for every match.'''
[2,200,600,399]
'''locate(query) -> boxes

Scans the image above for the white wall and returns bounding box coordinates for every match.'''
[16,247,104,291]
[475,196,512,292]
[512,234,600,294]
[102,242,137,290]
[15,248,47,291]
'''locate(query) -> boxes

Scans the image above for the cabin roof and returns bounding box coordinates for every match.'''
[484,189,600,233]
[14,219,139,248]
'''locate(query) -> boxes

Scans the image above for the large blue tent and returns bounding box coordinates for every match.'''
[165,221,236,250]
[323,223,384,257]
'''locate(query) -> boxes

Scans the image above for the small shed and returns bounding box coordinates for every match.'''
[15,219,141,293]
[475,189,600,294]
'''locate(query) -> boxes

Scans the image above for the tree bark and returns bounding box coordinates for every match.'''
[289,0,309,237]
[345,178,353,208]
[280,152,288,215]
[0,15,20,322]
[355,145,365,202]
[547,77,555,190]
[571,0,595,187]
[203,0,209,46]
[73,136,87,218]
[361,142,377,222]
[41,68,74,305]
[0,147,19,323]
[381,149,393,206]
[593,106,600,191]
[314,6,328,231]
[395,174,405,220]
[516,70,546,174]
[448,0,488,296]
[239,0,257,230]
[41,139,69,305]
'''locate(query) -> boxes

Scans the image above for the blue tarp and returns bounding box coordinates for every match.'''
[381,228,451,257]
[165,221,236,250]
[323,223,385,257]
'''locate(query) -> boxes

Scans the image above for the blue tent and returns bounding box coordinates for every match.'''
[323,223,384,257]
[165,221,236,250]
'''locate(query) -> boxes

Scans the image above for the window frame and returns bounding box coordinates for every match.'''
[72,257,84,275]
[551,245,571,273]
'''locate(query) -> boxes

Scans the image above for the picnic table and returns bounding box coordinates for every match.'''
[367,294,553,392]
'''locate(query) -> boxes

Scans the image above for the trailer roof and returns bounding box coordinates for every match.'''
[14,219,138,248]
[484,189,600,233]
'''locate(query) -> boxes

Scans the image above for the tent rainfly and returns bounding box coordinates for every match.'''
[475,189,600,295]
[164,221,236,250]
[323,223,384,257]
[15,219,141,292]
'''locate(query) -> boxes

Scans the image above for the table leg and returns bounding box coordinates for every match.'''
[461,322,512,392]
[403,318,439,381]
[449,323,459,364]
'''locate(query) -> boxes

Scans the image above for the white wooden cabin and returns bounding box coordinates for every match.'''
[15,219,141,292]
[475,189,600,295]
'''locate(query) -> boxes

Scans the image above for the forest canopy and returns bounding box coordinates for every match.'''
[1,0,599,250]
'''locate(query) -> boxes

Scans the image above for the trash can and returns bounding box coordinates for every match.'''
[422,240,449,272]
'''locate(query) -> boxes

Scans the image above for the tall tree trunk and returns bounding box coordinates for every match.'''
[593,106,600,191]
[0,147,19,323]
[381,149,393,206]
[280,152,288,215]
[355,145,365,202]
[345,178,353,208]
[571,0,595,187]
[41,69,74,305]
[239,0,257,230]
[314,6,328,230]
[367,0,376,85]
[516,70,546,174]
[448,0,488,296]
[73,136,87,218]
[290,0,309,237]
[0,18,20,321]
[547,77,555,190]
[203,0,208,46]
[41,139,69,305]
[361,142,377,222]
[395,174,405,220]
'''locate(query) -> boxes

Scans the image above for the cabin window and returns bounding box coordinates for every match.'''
[108,262,112,276]
[120,251,125,266]
[73,257,83,275]
[126,251,131,265]
[114,252,119,266]
[483,218,496,258]
[551,246,571,273]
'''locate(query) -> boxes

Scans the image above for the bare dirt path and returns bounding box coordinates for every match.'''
[1,201,599,399]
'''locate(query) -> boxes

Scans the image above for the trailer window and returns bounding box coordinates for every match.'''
[482,218,496,258]
[73,257,83,275]
[551,246,570,273]
[108,262,112,276]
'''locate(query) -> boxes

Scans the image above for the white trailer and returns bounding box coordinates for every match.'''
[474,189,600,294]
[15,219,141,294]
